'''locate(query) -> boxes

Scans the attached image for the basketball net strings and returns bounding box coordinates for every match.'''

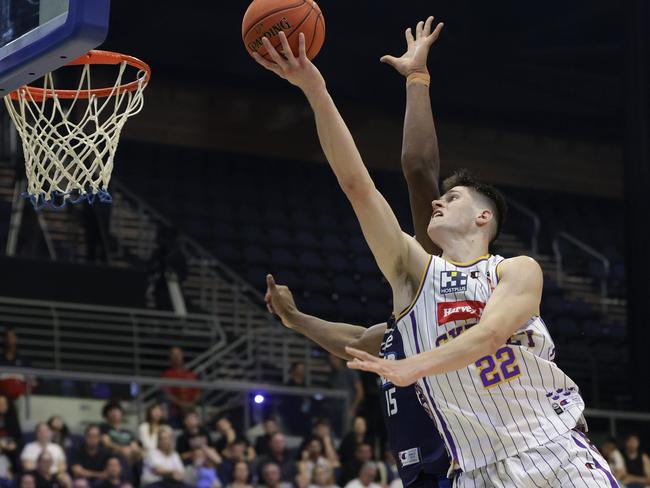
[3,62,147,208]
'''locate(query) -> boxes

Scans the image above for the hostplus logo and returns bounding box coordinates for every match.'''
[439,270,468,294]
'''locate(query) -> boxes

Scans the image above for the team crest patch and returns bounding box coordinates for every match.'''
[440,270,468,294]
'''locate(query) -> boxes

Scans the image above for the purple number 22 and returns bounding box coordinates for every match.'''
[475,346,522,388]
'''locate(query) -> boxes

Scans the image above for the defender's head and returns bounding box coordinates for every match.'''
[428,170,507,249]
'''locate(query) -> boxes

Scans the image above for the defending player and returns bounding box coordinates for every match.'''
[264,17,451,488]
[252,23,618,488]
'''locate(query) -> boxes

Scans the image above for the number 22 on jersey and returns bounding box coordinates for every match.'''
[475,346,521,388]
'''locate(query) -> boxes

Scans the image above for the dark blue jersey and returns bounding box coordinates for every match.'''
[379,316,450,486]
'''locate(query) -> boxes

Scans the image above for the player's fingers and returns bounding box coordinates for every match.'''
[278,31,297,65]
[298,32,307,61]
[345,346,377,362]
[266,302,276,315]
[266,274,277,290]
[426,22,444,45]
[380,55,399,67]
[252,52,283,75]
[405,28,415,48]
[423,16,435,37]
[415,20,424,40]
[262,37,288,69]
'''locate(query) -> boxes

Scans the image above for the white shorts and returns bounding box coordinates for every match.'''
[453,430,619,488]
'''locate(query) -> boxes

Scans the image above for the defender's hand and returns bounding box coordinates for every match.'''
[346,346,421,387]
[252,32,326,96]
[381,16,444,77]
[265,274,299,328]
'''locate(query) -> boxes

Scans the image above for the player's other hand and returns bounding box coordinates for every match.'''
[265,274,299,328]
[252,32,326,96]
[345,346,422,387]
[381,16,444,77]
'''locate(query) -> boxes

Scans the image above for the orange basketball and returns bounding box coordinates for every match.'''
[242,0,325,61]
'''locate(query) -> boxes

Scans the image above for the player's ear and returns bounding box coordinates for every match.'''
[475,209,493,229]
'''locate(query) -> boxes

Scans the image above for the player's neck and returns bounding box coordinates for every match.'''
[440,236,489,265]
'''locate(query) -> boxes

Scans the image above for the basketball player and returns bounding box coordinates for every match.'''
[264,17,451,488]
[252,24,618,488]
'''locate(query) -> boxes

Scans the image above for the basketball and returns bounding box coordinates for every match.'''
[242,0,325,61]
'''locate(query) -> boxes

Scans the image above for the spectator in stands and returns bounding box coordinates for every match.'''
[255,433,296,484]
[309,466,339,488]
[20,473,36,488]
[70,425,111,486]
[337,418,370,471]
[211,417,253,460]
[622,433,650,488]
[600,439,626,483]
[95,457,132,488]
[100,402,142,466]
[176,410,221,468]
[225,461,252,488]
[139,404,166,454]
[0,327,35,401]
[339,444,372,487]
[327,355,363,427]
[298,437,338,483]
[21,423,67,474]
[254,417,278,458]
[30,450,72,488]
[217,440,247,486]
[0,451,11,488]
[47,417,73,452]
[282,363,311,436]
[185,449,221,488]
[258,463,291,488]
[377,449,398,488]
[0,395,22,475]
[301,420,338,471]
[342,463,379,488]
[161,347,200,428]
[141,426,186,488]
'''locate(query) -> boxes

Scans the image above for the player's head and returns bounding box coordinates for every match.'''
[428,169,507,249]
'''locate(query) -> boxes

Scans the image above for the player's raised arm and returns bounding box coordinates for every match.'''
[382,17,444,255]
[265,274,386,359]
[253,33,428,302]
[346,256,543,386]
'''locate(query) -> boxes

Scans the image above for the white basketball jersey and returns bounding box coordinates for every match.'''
[395,254,585,473]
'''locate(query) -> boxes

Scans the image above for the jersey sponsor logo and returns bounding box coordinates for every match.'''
[398,447,421,467]
[440,271,468,294]
[437,300,485,325]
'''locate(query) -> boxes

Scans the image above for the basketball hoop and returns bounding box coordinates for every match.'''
[3,50,151,209]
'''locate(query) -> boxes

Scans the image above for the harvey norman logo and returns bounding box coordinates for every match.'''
[437,300,485,325]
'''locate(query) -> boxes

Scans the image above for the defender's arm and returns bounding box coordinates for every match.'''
[265,275,385,359]
[382,17,444,254]
[347,257,543,386]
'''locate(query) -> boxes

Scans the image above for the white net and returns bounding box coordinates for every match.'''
[3,59,148,209]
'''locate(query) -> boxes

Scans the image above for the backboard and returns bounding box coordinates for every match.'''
[0,0,110,95]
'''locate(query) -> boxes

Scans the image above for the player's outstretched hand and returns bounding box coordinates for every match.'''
[381,16,444,77]
[265,274,299,329]
[252,32,326,95]
[345,346,422,387]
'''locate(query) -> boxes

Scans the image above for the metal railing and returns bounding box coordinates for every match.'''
[504,196,542,256]
[5,367,351,435]
[552,231,610,312]
[0,296,227,376]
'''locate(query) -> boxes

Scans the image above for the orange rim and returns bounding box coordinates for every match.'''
[8,50,151,101]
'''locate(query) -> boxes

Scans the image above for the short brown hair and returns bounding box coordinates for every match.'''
[442,169,507,243]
